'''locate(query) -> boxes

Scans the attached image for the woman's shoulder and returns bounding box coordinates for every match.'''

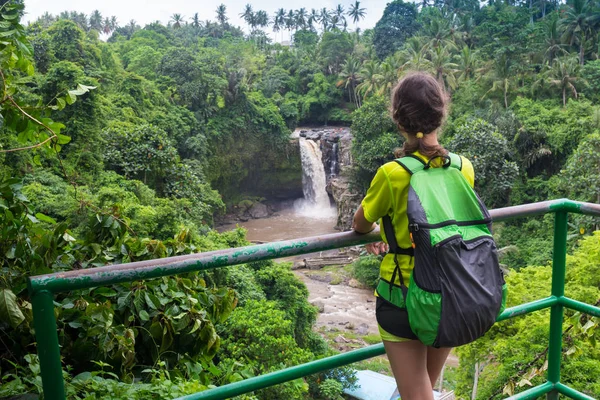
[380,160,412,178]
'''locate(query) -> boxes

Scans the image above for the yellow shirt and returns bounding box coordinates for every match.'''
[361,152,475,286]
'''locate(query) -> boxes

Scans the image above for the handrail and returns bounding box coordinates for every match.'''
[27,199,600,400]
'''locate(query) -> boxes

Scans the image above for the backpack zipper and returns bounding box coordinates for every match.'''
[409,218,492,231]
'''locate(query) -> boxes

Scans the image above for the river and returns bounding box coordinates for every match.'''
[218,204,381,338]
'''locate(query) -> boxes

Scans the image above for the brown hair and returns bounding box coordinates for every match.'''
[391,72,448,158]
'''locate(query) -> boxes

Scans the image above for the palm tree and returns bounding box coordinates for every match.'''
[334,4,346,26]
[544,14,566,65]
[428,45,458,91]
[110,16,118,31]
[319,8,330,31]
[170,14,183,29]
[348,1,366,30]
[274,9,286,41]
[216,4,228,26]
[456,46,478,82]
[378,61,399,96]
[296,8,308,30]
[308,9,320,31]
[357,60,383,99]
[102,17,112,35]
[240,4,254,32]
[191,13,201,29]
[560,0,596,65]
[89,10,102,32]
[285,10,296,36]
[546,56,582,106]
[483,54,514,109]
[422,18,455,50]
[255,10,269,30]
[399,37,432,71]
[337,55,363,107]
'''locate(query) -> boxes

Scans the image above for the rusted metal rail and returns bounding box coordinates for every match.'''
[27,199,600,400]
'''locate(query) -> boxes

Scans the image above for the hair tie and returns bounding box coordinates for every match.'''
[415,132,424,139]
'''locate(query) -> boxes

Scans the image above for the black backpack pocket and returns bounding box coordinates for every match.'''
[433,236,504,348]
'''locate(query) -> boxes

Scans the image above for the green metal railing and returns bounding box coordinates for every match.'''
[28,199,600,400]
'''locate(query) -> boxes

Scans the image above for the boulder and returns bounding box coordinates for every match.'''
[248,203,269,219]
[305,130,322,141]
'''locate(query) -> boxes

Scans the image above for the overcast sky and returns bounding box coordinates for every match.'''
[23,0,390,40]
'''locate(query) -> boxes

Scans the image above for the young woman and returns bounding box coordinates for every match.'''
[352,72,475,400]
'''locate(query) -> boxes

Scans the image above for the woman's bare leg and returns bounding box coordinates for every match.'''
[426,346,452,387]
[383,340,434,400]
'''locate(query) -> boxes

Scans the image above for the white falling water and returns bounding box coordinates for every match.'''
[295,138,336,218]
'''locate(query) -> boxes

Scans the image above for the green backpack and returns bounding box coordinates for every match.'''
[377,153,507,348]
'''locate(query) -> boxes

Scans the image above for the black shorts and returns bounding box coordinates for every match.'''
[375,297,418,340]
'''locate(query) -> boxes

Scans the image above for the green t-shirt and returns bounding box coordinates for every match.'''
[361,151,475,286]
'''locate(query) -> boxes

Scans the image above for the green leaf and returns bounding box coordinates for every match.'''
[145,293,161,310]
[62,232,76,242]
[2,13,19,20]
[139,310,150,321]
[32,155,41,166]
[65,92,77,105]
[26,214,39,223]
[0,29,17,36]
[56,133,71,145]
[56,97,66,111]
[94,287,117,297]
[35,213,56,224]
[0,289,25,328]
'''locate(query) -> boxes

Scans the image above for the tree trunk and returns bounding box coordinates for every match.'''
[563,87,566,107]
[472,362,480,400]
[504,88,508,109]
[580,40,585,65]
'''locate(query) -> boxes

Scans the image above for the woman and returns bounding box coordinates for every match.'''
[352,72,475,400]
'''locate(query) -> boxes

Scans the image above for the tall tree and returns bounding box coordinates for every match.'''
[255,10,269,30]
[110,16,118,31]
[216,4,228,26]
[191,13,201,29]
[543,13,565,65]
[483,54,514,109]
[334,4,346,27]
[357,60,383,99]
[560,0,596,65]
[428,45,458,91]
[89,10,102,31]
[274,8,286,41]
[240,4,254,32]
[373,0,420,59]
[285,9,295,36]
[308,9,320,31]
[337,55,363,107]
[102,17,111,34]
[546,56,582,106]
[296,8,308,31]
[319,8,330,31]
[170,14,184,29]
[348,1,367,29]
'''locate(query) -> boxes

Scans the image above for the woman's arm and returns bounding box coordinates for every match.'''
[352,205,376,233]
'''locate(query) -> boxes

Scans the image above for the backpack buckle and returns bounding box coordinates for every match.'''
[424,155,452,170]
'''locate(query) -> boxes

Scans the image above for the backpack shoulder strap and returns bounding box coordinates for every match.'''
[395,155,426,175]
[448,152,463,171]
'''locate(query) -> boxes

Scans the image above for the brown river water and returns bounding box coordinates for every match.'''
[218,206,380,336]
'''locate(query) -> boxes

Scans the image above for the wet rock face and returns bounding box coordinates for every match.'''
[295,127,362,231]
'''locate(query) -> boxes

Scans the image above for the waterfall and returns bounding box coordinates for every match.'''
[295,138,336,218]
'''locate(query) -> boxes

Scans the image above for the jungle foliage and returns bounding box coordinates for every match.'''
[0,0,600,398]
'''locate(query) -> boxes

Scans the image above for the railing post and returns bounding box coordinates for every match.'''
[31,290,65,400]
[547,211,568,399]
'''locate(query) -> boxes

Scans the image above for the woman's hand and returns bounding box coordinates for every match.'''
[365,242,389,255]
